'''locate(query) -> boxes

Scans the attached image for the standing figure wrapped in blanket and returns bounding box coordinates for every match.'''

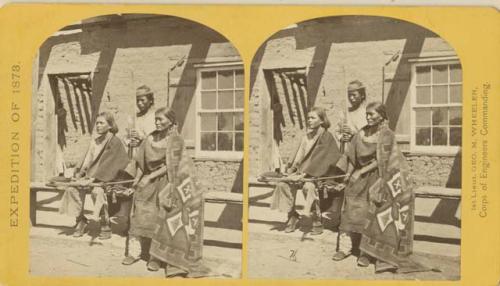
[121,107,172,271]
[58,112,129,239]
[270,107,344,235]
[122,107,209,278]
[333,102,426,273]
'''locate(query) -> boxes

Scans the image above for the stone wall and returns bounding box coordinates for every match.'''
[406,153,461,188]
[194,159,243,193]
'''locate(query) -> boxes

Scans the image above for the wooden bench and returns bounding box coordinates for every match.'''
[248,178,461,199]
[30,182,243,226]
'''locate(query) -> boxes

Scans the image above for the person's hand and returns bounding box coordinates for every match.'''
[130,129,139,138]
[340,124,353,142]
[77,177,94,187]
[287,173,304,182]
[132,178,140,188]
[342,124,353,133]
[341,133,353,142]
[332,182,346,192]
[285,167,297,175]
[137,175,151,189]
[350,170,361,183]
[74,171,85,179]
[129,137,141,147]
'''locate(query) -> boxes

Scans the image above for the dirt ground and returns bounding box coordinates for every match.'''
[30,234,239,278]
[248,232,460,280]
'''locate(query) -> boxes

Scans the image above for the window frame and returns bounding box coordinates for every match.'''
[409,58,462,155]
[195,63,244,160]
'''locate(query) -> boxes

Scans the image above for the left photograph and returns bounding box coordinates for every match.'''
[29,14,243,278]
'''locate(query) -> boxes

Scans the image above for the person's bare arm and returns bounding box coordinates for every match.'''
[136,166,167,189]
[350,160,378,182]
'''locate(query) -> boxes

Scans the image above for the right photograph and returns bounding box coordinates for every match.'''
[248,15,461,280]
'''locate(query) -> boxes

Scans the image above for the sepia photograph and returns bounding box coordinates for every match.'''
[248,15,461,280]
[29,13,243,278]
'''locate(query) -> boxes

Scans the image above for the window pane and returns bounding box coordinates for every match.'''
[200,113,217,131]
[201,71,216,90]
[218,70,234,89]
[235,90,244,108]
[201,132,216,151]
[234,113,244,131]
[450,64,462,83]
[432,127,448,145]
[218,132,233,151]
[432,108,448,126]
[218,90,234,109]
[432,85,448,104]
[235,70,244,88]
[416,66,431,84]
[416,127,431,146]
[416,86,431,104]
[218,112,233,131]
[450,127,462,146]
[201,91,216,109]
[450,85,462,103]
[449,107,462,126]
[432,65,448,84]
[235,132,244,151]
[415,109,431,126]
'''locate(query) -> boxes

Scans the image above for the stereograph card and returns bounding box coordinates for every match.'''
[0,2,498,286]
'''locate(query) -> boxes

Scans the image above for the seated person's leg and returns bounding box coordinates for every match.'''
[91,186,107,221]
[303,182,323,235]
[59,186,88,237]
[59,186,86,218]
[270,182,300,232]
[270,182,296,214]
[302,182,319,217]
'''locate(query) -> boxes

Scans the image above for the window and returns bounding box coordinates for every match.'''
[196,65,244,159]
[410,60,462,154]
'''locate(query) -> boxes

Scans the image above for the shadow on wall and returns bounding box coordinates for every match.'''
[251,16,443,129]
[230,161,243,193]
[446,149,462,189]
[38,14,232,132]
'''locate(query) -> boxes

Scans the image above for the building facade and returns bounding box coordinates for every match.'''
[32,14,243,193]
[249,16,462,190]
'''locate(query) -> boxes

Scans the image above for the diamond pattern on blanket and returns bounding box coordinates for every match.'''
[177,177,192,203]
[376,206,394,232]
[386,171,402,198]
[167,212,183,236]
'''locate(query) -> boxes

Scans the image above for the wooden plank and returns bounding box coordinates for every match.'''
[204,191,242,203]
[415,186,461,198]
[248,178,461,198]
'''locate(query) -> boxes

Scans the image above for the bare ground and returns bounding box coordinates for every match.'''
[248,232,460,280]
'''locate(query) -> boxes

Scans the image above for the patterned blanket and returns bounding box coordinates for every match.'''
[149,130,209,277]
[360,124,428,273]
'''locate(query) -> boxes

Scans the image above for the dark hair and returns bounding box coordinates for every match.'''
[366,101,388,121]
[155,107,177,125]
[96,111,119,134]
[309,106,331,129]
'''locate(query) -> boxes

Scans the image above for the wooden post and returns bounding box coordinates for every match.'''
[260,70,274,174]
